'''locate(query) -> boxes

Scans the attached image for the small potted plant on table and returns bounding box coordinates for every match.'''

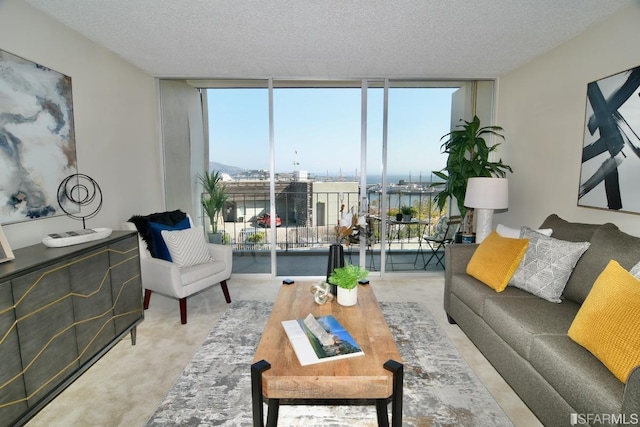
[328,263,369,306]
[400,205,415,222]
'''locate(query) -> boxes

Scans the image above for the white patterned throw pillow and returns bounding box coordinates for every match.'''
[496,224,552,239]
[161,226,212,268]
[509,228,590,303]
[630,261,640,278]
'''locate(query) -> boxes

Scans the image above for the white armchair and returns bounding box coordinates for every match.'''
[122,214,232,324]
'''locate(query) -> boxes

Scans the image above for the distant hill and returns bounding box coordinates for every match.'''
[208,162,244,175]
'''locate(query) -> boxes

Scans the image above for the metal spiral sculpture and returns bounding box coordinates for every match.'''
[57,174,103,229]
[310,281,334,305]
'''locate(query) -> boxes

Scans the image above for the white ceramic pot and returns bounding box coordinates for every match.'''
[337,286,357,306]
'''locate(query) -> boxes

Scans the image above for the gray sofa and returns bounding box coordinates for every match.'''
[444,214,640,427]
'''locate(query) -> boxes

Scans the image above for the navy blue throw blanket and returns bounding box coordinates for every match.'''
[128,210,188,258]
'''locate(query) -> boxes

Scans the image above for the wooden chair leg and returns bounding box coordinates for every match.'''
[143,289,152,310]
[220,280,231,303]
[179,297,187,324]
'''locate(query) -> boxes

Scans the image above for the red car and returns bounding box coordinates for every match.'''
[257,213,282,227]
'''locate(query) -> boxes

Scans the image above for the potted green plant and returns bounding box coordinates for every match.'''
[400,205,415,222]
[328,263,369,306]
[432,115,512,233]
[198,170,228,244]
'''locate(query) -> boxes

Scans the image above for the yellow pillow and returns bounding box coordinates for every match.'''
[568,260,640,383]
[466,231,529,292]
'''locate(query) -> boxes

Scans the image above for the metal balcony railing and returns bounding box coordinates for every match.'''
[210,188,446,253]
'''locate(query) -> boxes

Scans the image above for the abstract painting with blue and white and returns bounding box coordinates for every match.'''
[0,49,78,224]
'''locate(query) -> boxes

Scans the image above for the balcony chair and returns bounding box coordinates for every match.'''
[417,215,462,269]
[122,210,232,324]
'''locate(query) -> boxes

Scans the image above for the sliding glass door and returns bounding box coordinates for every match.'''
[201,79,488,277]
[206,87,271,274]
[272,87,362,276]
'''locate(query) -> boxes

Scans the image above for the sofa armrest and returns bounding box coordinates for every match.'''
[623,365,640,419]
[444,243,478,318]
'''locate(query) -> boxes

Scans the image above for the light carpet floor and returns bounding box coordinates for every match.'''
[26,277,542,426]
[147,299,513,426]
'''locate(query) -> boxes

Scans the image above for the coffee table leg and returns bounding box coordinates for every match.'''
[266,398,280,427]
[384,359,404,427]
[251,360,271,427]
[375,399,389,427]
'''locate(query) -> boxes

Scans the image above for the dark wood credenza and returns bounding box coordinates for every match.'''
[0,231,143,426]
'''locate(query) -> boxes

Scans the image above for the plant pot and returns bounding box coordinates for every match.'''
[395,213,403,221]
[337,286,357,306]
[208,232,223,244]
[402,214,412,222]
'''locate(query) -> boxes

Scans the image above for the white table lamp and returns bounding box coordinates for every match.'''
[464,177,509,243]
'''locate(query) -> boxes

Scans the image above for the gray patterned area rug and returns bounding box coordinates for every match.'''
[146,300,513,426]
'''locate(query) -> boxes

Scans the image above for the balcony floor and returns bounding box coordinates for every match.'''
[232,248,446,275]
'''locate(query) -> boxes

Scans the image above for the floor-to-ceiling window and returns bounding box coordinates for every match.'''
[206,86,271,274]
[198,79,489,277]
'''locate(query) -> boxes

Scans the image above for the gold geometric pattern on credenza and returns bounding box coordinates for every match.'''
[0,245,142,410]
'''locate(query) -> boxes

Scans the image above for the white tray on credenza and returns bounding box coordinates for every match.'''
[42,228,113,248]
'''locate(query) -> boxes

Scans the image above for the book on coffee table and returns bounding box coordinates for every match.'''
[282,314,364,366]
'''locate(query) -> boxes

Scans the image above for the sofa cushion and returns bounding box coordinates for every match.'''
[451,274,535,317]
[180,259,227,285]
[509,228,590,303]
[539,214,603,242]
[568,260,640,383]
[564,223,640,304]
[466,231,529,292]
[483,296,580,360]
[529,334,625,418]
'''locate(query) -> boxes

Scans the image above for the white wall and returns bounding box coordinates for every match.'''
[0,0,163,248]
[496,2,640,236]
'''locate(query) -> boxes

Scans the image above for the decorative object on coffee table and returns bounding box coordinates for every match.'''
[328,200,366,294]
[310,281,334,305]
[326,243,345,295]
[328,263,369,306]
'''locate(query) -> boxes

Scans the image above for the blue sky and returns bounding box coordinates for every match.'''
[207,86,456,180]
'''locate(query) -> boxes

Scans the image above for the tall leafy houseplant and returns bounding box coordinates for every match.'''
[198,171,228,235]
[432,116,512,226]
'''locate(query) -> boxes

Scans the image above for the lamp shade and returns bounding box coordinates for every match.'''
[464,177,509,209]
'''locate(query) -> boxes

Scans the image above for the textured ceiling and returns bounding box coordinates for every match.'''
[25,0,634,79]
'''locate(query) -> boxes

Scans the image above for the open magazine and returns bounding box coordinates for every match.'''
[282,314,364,366]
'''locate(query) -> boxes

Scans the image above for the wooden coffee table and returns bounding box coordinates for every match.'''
[251,282,403,426]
